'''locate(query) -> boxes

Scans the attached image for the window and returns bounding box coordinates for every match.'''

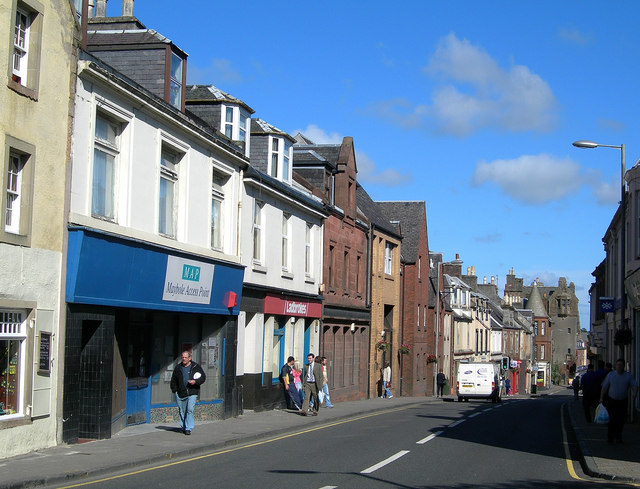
[2,137,34,244]
[224,107,234,139]
[5,151,24,234]
[0,310,26,418]
[282,213,290,271]
[159,146,179,237]
[270,138,279,178]
[343,250,349,290]
[239,113,247,142]
[211,169,228,251]
[355,255,361,293]
[328,245,335,287]
[271,319,285,384]
[384,242,393,275]
[534,321,538,336]
[252,200,263,262]
[305,223,312,276]
[418,256,421,280]
[417,305,420,330]
[12,8,29,86]
[283,141,291,182]
[568,328,571,334]
[92,113,119,220]
[541,322,545,336]
[541,344,545,360]
[169,52,182,109]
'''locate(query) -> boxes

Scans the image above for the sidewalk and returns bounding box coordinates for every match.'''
[3,390,639,489]
[0,396,435,489]
[567,392,640,483]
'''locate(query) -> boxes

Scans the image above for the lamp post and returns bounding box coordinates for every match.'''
[572,140,626,340]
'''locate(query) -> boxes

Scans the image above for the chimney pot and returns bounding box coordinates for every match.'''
[467,267,471,275]
[491,276,495,285]
[483,276,487,284]
[95,0,106,17]
[471,265,475,276]
[122,0,133,16]
[455,253,459,260]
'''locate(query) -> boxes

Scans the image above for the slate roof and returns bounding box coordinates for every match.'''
[186,84,254,113]
[376,201,426,264]
[293,144,340,170]
[86,28,188,57]
[251,119,295,142]
[526,282,549,318]
[355,184,402,239]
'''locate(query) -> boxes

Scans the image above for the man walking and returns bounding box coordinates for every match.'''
[436,369,446,397]
[580,364,600,422]
[301,353,323,416]
[280,356,300,411]
[319,357,334,408]
[170,351,206,435]
[600,358,637,443]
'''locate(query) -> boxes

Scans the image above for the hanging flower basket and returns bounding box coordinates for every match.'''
[399,344,410,355]
[376,340,389,352]
[614,328,633,346]
[426,354,437,364]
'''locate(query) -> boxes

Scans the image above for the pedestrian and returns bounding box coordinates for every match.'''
[580,364,600,423]
[572,374,580,400]
[436,369,446,397]
[600,358,638,443]
[170,351,206,435]
[319,357,334,408]
[301,353,323,416]
[381,362,393,398]
[505,378,511,396]
[291,360,303,408]
[280,356,300,411]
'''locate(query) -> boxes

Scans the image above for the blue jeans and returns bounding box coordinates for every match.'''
[382,382,392,398]
[319,383,333,407]
[176,394,197,432]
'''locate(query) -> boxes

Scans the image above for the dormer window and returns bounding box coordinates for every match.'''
[268,136,292,182]
[169,53,183,109]
[239,113,247,142]
[225,107,234,138]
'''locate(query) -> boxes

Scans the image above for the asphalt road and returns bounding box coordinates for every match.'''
[51,392,615,489]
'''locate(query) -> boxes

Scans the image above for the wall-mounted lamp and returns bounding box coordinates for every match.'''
[350,323,356,332]
[380,331,385,338]
[314,321,319,333]
[290,317,296,323]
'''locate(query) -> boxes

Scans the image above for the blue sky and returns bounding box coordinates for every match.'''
[119,1,640,328]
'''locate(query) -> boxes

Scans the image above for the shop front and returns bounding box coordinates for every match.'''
[62,228,244,443]
[238,290,322,411]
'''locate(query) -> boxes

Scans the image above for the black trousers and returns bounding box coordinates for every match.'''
[437,384,444,396]
[605,397,627,442]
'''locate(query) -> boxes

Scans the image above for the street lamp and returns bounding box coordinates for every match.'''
[572,140,626,335]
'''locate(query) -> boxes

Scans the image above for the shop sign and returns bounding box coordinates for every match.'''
[162,256,215,305]
[264,294,322,318]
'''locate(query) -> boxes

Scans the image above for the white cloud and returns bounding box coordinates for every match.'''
[187,58,243,85]
[368,33,557,137]
[291,124,342,144]
[472,154,583,204]
[292,125,411,187]
[558,28,589,46]
[591,174,620,205]
[356,151,411,187]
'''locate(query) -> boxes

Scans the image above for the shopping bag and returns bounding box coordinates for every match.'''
[595,403,609,424]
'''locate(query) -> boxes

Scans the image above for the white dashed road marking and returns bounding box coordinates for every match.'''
[361,450,411,474]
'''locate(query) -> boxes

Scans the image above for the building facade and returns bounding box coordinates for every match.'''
[0,0,79,458]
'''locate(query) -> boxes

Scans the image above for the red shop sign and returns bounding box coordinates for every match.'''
[264,294,322,318]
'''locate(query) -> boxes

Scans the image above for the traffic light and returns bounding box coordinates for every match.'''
[502,356,510,370]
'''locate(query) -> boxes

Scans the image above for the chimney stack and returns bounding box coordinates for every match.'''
[483,276,487,284]
[122,0,133,16]
[471,265,475,276]
[95,0,106,17]
[467,267,471,275]
[491,276,495,285]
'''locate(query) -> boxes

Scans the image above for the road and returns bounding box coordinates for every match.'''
[51,392,616,489]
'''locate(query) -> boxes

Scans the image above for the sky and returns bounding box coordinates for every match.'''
[115,0,640,329]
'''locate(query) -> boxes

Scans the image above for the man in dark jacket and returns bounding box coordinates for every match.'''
[170,351,206,435]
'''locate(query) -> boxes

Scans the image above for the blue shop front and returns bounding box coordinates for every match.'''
[62,228,244,443]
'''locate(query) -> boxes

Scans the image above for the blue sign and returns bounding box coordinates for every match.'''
[600,297,614,313]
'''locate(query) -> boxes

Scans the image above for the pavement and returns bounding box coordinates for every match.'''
[2,387,640,489]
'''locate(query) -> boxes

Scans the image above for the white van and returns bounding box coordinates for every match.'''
[456,362,501,403]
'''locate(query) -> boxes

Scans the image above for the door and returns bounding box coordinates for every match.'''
[126,320,152,425]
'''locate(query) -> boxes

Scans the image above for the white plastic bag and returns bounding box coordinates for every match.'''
[595,403,609,424]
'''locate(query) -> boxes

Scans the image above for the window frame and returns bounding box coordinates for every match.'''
[1,136,35,246]
[211,166,230,252]
[384,242,393,275]
[281,212,290,272]
[0,309,27,420]
[7,0,43,99]
[158,145,180,237]
[92,111,120,221]
[169,51,183,110]
[267,136,292,183]
[252,199,264,263]
[305,223,313,277]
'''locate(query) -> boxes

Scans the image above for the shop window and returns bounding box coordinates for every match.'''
[0,310,26,418]
[271,320,285,384]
